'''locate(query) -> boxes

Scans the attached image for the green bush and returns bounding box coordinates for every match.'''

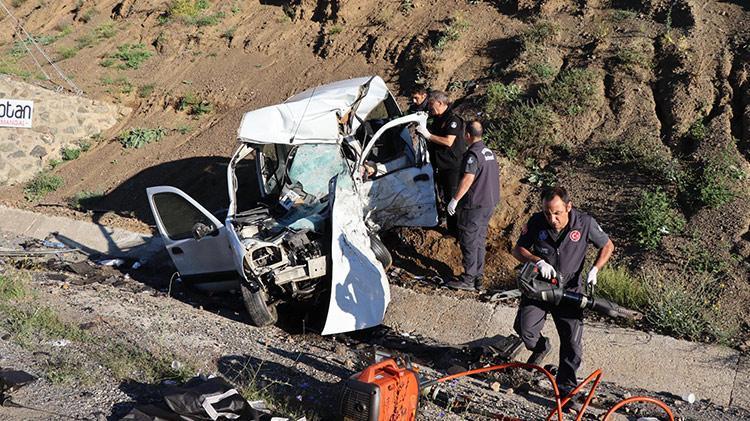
[593,135,682,184]
[168,0,223,26]
[597,266,648,310]
[0,275,27,301]
[177,93,212,116]
[696,145,746,208]
[105,43,153,69]
[102,75,133,94]
[399,0,414,15]
[61,146,81,161]
[68,190,104,210]
[523,158,556,187]
[522,21,558,49]
[138,84,155,98]
[79,140,91,152]
[168,0,209,19]
[615,46,649,71]
[642,270,740,343]
[539,68,597,116]
[687,118,707,141]
[24,172,64,201]
[118,128,166,149]
[192,12,225,26]
[57,46,78,59]
[611,9,637,22]
[484,82,522,117]
[2,305,86,347]
[486,103,559,160]
[529,62,556,82]
[631,189,685,250]
[94,23,117,39]
[434,15,469,51]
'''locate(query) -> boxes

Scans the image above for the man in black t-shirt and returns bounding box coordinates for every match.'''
[416,91,467,236]
[512,186,614,410]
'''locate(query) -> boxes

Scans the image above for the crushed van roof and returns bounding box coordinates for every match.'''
[236,76,391,145]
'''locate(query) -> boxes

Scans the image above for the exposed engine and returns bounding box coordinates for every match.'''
[231,206,328,300]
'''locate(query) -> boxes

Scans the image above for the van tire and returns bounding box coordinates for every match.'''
[370,233,392,270]
[240,283,278,327]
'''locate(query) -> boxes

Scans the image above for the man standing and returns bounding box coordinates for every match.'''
[512,187,614,409]
[407,87,429,113]
[416,91,467,235]
[443,121,500,291]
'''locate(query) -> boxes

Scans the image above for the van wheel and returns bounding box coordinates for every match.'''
[369,233,392,270]
[240,283,278,327]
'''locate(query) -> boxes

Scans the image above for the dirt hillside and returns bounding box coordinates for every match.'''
[1,0,749,344]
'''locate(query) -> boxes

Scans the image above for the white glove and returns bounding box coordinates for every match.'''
[587,266,599,287]
[447,198,458,216]
[535,260,556,279]
[416,124,431,139]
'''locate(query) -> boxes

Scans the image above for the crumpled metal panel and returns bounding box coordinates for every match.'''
[321,172,390,335]
[359,166,438,231]
[237,76,390,145]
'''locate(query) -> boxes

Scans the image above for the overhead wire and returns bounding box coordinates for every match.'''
[0,0,83,95]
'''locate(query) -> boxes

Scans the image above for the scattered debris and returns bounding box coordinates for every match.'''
[96,258,125,267]
[122,375,306,421]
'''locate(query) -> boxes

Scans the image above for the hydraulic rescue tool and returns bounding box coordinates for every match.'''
[516,262,643,320]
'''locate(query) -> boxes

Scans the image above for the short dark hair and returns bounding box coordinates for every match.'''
[410,87,428,96]
[466,120,483,138]
[541,186,570,204]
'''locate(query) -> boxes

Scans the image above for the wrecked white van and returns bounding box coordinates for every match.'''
[146,76,438,335]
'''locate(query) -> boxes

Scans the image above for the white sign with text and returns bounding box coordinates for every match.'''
[0,99,34,128]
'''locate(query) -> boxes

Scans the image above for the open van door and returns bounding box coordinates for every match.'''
[357,113,438,230]
[147,186,238,281]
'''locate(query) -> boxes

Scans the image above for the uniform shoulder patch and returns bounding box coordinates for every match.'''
[467,156,475,164]
[450,121,457,129]
[521,224,528,235]
[569,230,581,242]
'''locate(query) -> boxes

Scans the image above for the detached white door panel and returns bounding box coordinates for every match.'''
[147,186,237,278]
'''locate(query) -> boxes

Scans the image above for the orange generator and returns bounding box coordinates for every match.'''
[339,359,420,421]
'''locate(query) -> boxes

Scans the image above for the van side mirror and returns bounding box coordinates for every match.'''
[191,222,216,240]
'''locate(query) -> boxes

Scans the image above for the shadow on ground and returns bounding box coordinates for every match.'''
[79,155,261,224]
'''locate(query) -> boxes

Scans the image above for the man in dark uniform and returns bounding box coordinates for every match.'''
[512,186,614,409]
[444,121,500,291]
[407,87,429,113]
[416,91,467,236]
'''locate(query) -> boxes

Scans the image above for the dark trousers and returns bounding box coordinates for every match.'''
[457,207,493,283]
[435,168,461,235]
[513,297,584,392]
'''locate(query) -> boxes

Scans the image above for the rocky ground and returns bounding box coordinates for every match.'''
[1,229,748,420]
[1,0,750,419]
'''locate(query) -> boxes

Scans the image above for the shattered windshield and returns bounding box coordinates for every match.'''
[287,144,347,198]
[259,143,347,200]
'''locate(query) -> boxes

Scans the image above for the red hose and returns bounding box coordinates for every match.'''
[433,362,564,421]
[604,396,675,421]
[429,364,674,420]
[545,369,602,421]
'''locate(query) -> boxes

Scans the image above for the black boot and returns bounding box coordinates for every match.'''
[526,336,551,367]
